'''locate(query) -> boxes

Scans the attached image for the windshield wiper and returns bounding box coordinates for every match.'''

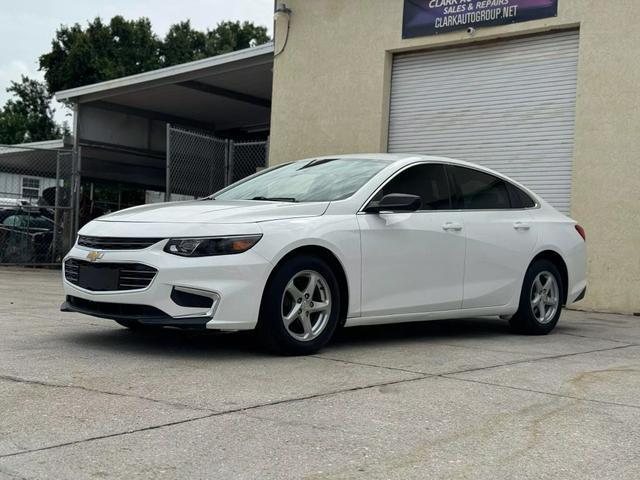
[250,196,297,202]
[298,158,337,170]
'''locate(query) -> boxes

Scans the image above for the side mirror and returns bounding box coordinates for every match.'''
[364,193,422,213]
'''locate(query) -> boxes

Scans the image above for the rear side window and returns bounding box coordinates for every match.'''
[448,166,511,210]
[378,163,452,210]
[506,183,536,208]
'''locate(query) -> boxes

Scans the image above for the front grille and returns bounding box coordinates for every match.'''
[78,236,163,250]
[64,259,157,291]
[64,259,79,284]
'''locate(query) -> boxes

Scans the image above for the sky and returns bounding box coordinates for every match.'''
[0,0,274,125]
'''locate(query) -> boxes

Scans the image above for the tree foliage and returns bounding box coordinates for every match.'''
[40,16,162,94]
[0,76,64,144]
[40,17,270,93]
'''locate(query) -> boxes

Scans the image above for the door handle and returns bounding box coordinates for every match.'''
[442,222,463,232]
[513,221,531,231]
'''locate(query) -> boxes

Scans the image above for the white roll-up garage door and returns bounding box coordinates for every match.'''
[388,31,579,213]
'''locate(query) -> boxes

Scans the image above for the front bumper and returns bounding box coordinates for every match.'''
[61,296,211,328]
[61,240,273,330]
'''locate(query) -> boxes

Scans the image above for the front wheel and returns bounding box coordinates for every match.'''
[257,255,341,355]
[510,259,563,335]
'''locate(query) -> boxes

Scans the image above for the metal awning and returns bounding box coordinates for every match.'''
[56,42,274,132]
[54,43,275,190]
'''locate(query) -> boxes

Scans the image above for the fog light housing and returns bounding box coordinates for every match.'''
[171,287,214,309]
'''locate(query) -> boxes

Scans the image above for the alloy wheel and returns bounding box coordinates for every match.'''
[530,271,560,324]
[281,270,332,342]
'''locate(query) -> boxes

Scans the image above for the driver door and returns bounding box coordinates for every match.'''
[357,163,466,317]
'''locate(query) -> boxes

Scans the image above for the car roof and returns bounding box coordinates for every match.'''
[295,153,482,168]
[292,153,540,201]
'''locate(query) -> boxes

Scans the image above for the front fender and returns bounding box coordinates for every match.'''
[254,215,361,318]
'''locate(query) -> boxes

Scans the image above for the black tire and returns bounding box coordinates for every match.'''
[510,259,564,335]
[114,319,158,331]
[256,254,341,355]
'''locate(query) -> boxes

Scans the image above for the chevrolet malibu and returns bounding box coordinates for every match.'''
[61,154,587,355]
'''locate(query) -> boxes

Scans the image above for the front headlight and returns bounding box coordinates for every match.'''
[164,235,262,257]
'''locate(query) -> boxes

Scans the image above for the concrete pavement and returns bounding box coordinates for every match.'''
[0,268,638,479]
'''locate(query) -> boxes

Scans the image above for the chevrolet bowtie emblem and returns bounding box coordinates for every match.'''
[86,251,104,262]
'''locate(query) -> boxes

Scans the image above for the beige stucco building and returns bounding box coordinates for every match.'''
[268,0,640,314]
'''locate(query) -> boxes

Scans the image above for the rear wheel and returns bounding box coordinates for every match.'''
[257,255,340,355]
[510,259,563,335]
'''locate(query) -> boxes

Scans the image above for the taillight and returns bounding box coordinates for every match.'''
[575,224,586,241]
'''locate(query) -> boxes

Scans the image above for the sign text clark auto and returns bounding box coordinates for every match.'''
[403,0,558,38]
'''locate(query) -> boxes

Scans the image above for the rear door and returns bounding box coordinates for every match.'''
[447,165,538,309]
[358,163,465,317]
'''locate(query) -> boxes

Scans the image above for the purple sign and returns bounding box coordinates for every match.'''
[403,0,558,38]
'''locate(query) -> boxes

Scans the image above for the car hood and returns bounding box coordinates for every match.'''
[96,200,330,224]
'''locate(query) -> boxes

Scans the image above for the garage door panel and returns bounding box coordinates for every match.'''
[391,63,578,88]
[394,57,578,81]
[389,92,577,112]
[388,31,579,213]
[395,31,579,66]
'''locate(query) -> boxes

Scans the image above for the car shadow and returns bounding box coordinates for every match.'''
[63,316,516,360]
[333,317,511,348]
[63,325,264,359]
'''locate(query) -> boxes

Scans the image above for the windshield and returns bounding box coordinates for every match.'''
[214,158,390,202]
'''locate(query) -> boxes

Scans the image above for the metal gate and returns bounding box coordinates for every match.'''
[165,125,268,201]
[0,144,77,265]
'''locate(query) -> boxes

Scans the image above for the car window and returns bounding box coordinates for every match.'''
[448,166,511,210]
[375,163,452,210]
[2,215,52,229]
[506,182,536,208]
[2,215,25,227]
[214,158,390,202]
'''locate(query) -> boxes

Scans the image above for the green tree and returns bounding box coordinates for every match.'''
[39,17,271,94]
[204,21,270,56]
[0,76,63,144]
[40,16,162,94]
[161,20,207,66]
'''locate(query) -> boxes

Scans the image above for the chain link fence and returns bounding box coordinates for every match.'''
[0,144,75,265]
[166,125,268,200]
[0,128,268,264]
[230,140,269,184]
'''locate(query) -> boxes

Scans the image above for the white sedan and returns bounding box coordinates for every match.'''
[61,154,587,355]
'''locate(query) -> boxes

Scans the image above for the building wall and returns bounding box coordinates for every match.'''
[0,172,58,201]
[269,0,640,313]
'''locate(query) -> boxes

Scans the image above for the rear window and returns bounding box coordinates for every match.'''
[506,183,536,208]
[448,166,511,210]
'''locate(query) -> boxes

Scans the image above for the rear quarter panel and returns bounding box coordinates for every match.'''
[532,204,587,304]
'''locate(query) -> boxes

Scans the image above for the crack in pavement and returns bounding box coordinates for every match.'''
[439,343,636,376]
[0,464,29,480]
[0,342,635,463]
[559,331,639,346]
[311,355,427,376]
[311,344,640,410]
[438,375,640,411]
[0,374,214,414]
[313,343,636,378]
[0,375,428,460]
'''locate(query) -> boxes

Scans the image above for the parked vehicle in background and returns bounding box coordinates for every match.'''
[61,154,587,355]
[0,203,62,264]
